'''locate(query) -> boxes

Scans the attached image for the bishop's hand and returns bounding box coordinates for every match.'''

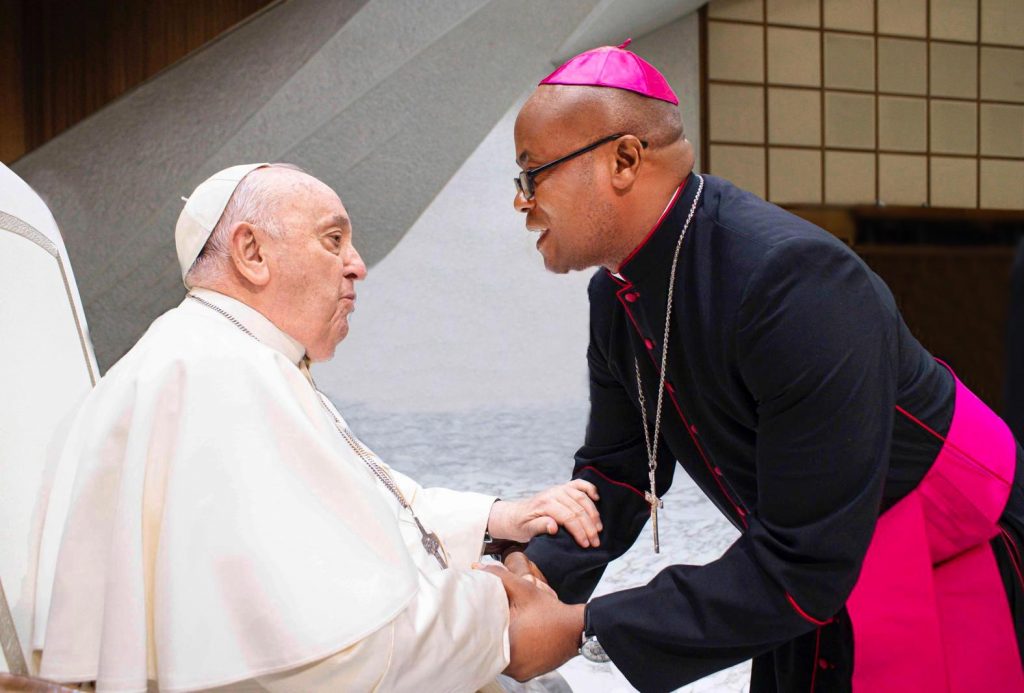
[486,480,601,547]
[475,562,585,682]
[503,550,555,597]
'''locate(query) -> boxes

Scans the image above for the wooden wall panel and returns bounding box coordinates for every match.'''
[6,0,274,162]
[0,1,26,162]
[858,245,1014,410]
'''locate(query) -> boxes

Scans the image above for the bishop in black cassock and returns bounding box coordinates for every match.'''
[499,43,1024,692]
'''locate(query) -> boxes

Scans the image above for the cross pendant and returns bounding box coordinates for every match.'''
[645,491,664,553]
[414,516,449,569]
[421,531,449,569]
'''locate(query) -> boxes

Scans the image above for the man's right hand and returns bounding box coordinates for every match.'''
[475,563,586,682]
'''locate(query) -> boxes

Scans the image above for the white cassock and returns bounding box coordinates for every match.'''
[35,288,510,692]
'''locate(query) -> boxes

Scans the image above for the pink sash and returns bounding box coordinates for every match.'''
[846,373,1023,691]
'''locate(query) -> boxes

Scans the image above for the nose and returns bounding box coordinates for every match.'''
[345,245,368,281]
[514,188,533,214]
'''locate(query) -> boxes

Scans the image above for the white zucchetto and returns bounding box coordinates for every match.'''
[174,163,269,281]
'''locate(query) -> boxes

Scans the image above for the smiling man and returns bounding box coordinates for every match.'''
[34,163,601,692]
[490,44,1024,692]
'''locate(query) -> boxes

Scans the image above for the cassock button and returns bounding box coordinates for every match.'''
[665,383,676,394]
[625,292,639,303]
[644,338,654,350]
[713,466,723,476]
[689,424,698,434]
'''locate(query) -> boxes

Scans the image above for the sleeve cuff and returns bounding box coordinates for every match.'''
[415,488,497,568]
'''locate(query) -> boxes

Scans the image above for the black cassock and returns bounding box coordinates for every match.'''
[526,174,1024,692]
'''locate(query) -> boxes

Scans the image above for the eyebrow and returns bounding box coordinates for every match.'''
[326,214,350,230]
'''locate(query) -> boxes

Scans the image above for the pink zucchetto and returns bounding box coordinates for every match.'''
[539,39,679,105]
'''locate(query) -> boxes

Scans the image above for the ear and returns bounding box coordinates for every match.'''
[609,135,645,192]
[228,221,271,286]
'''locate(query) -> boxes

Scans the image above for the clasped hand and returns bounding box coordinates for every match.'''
[486,479,601,547]
[478,479,602,682]
[476,557,585,682]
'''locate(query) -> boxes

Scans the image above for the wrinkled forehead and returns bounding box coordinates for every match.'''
[268,170,348,225]
[270,168,336,202]
[310,190,352,234]
[303,188,350,230]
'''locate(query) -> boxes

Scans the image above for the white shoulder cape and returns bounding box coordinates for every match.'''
[38,300,419,692]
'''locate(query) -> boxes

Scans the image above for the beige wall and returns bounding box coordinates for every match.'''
[703,0,1024,210]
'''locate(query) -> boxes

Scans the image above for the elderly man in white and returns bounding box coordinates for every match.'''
[35,163,600,692]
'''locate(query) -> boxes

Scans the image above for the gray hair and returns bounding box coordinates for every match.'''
[184,163,306,289]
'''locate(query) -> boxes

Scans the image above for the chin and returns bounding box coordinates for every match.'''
[307,333,345,364]
[541,253,569,275]
[542,255,580,275]
[307,345,338,363]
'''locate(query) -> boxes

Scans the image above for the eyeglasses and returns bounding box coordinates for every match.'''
[514,133,647,200]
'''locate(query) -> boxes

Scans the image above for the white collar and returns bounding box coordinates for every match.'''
[186,288,307,365]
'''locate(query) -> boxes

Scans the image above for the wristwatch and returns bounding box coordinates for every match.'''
[481,530,527,558]
[579,604,610,663]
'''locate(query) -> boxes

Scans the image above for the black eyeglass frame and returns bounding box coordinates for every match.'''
[514,133,648,200]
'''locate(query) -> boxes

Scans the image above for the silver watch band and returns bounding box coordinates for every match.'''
[579,603,610,663]
[579,633,610,663]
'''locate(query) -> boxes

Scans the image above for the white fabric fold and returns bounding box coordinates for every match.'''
[35,291,509,691]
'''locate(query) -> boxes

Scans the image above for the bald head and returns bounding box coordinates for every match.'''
[515,85,694,197]
[516,85,690,171]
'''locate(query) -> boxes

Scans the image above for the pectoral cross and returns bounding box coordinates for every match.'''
[645,490,664,553]
[414,516,449,569]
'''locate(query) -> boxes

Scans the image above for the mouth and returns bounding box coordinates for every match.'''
[533,228,549,249]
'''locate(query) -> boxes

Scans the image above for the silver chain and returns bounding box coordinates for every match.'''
[312,391,450,570]
[186,293,449,568]
[634,175,704,526]
[188,293,258,340]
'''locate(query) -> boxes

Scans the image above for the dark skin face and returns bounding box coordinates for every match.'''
[513,92,631,273]
[513,85,694,274]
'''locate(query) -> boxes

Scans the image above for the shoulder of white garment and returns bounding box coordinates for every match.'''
[146,296,303,370]
[182,288,307,364]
